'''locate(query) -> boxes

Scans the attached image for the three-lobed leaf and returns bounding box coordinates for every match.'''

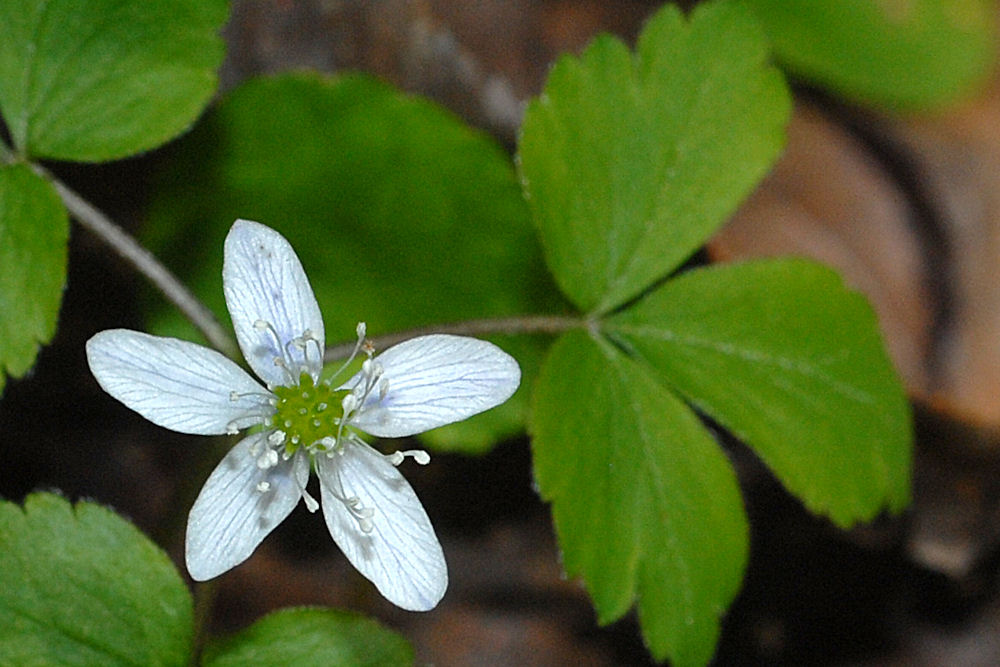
[0,0,227,161]
[607,259,911,526]
[517,1,790,314]
[531,330,748,666]
[0,164,68,394]
[742,0,996,110]
[145,72,561,452]
[0,493,193,666]
[201,607,414,666]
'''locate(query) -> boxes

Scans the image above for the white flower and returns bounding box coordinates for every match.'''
[86,219,521,611]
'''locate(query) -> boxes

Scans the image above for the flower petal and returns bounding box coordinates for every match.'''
[86,329,272,435]
[186,432,309,581]
[223,219,325,387]
[343,334,521,437]
[317,440,447,611]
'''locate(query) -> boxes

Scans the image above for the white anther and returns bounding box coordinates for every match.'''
[229,391,240,402]
[302,489,319,513]
[226,421,239,435]
[356,322,366,339]
[341,393,358,414]
[256,481,271,493]
[319,436,337,450]
[267,430,286,446]
[254,319,269,330]
[388,449,431,466]
[358,518,373,533]
[257,449,279,469]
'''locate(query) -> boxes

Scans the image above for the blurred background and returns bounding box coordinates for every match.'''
[6,1,1000,663]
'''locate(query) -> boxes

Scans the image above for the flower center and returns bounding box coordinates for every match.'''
[270,373,348,454]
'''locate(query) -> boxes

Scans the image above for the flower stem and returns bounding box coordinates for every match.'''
[190,579,218,663]
[324,314,583,362]
[34,164,240,360]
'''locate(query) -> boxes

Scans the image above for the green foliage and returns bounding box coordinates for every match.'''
[0,0,227,161]
[531,331,748,665]
[0,165,68,393]
[518,1,790,314]
[520,3,913,663]
[145,72,560,452]
[0,493,193,666]
[607,259,912,526]
[202,607,414,666]
[743,0,996,110]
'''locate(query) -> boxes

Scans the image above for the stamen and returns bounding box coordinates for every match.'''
[225,421,240,435]
[345,497,375,533]
[267,430,287,446]
[326,461,376,533]
[387,449,431,466]
[326,322,369,383]
[301,487,319,513]
[256,481,271,493]
[257,449,279,469]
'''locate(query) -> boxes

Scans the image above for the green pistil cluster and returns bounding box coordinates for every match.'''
[270,373,348,455]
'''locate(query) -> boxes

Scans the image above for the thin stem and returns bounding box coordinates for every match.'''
[34,164,239,359]
[324,314,582,362]
[190,579,218,665]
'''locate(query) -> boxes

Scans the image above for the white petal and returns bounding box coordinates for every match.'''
[186,433,309,581]
[223,219,325,387]
[342,335,521,438]
[86,329,272,435]
[317,440,447,611]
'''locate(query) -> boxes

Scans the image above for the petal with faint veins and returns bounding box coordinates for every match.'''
[186,433,309,581]
[223,219,325,387]
[86,329,272,435]
[317,440,447,611]
[342,334,521,438]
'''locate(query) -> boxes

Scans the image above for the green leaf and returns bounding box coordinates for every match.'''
[742,0,996,110]
[0,493,193,666]
[0,164,68,394]
[607,259,912,526]
[0,0,228,161]
[531,330,748,666]
[202,607,413,667]
[517,1,790,314]
[146,72,560,452]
